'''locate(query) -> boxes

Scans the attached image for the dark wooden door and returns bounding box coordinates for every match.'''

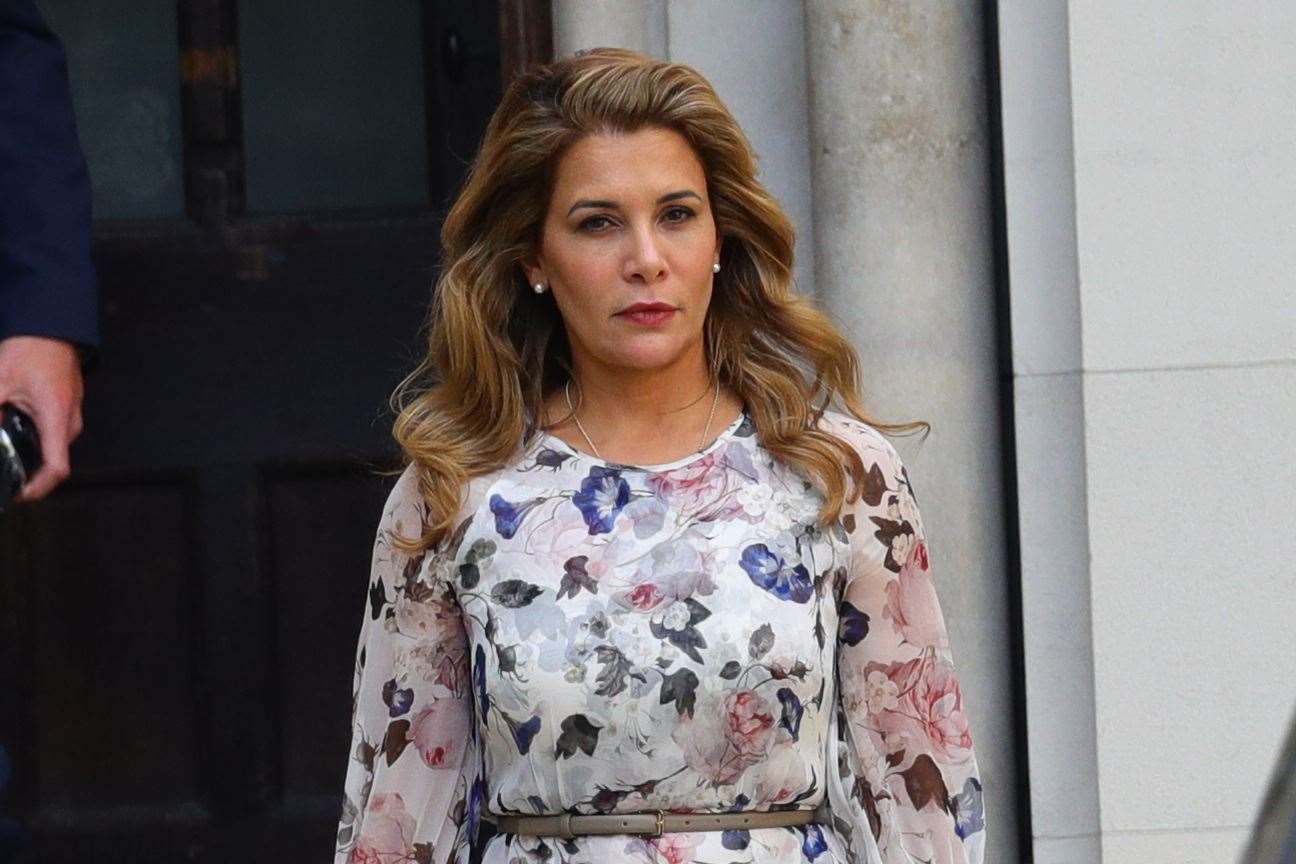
[0,2,550,861]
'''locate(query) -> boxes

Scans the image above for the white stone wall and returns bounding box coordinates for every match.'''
[1003,1,1296,861]
[1072,3,1296,861]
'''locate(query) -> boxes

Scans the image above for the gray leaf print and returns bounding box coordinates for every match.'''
[555,713,603,759]
[748,622,775,659]
[592,645,635,697]
[492,579,545,608]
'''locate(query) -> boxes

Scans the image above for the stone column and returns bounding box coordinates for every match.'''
[997,2,1101,862]
[804,3,1019,862]
[552,0,667,60]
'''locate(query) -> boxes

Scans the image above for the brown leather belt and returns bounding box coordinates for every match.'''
[486,800,831,838]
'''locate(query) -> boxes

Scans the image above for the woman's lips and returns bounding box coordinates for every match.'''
[617,308,676,326]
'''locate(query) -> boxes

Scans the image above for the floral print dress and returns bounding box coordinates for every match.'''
[334,408,986,864]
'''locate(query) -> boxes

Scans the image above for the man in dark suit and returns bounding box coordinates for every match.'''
[0,0,99,503]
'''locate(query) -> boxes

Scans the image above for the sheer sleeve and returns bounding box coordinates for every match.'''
[825,421,987,864]
[334,465,483,864]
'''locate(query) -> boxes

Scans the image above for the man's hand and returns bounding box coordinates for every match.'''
[0,335,85,501]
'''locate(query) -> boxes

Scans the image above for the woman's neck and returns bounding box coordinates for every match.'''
[539,375,745,463]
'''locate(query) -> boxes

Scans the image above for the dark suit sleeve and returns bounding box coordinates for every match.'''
[0,0,100,373]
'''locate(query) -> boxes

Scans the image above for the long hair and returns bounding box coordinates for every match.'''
[389,47,928,554]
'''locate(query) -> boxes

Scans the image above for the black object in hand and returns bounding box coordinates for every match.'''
[0,403,43,512]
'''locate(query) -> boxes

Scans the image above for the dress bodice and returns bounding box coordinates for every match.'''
[335,409,986,864]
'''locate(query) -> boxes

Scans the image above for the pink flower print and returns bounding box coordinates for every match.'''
[724,690,776,764]
[911,538,929,571]
[626,581,666,611]
[882,540,948,649]
[647,451,742,519]
[393,594,443,640]
[409,697,471,768]
[349,792,416,863]
[673,689,775,785]
[627,540,717,607]
[648,830,704,864]
[868,653,974,764]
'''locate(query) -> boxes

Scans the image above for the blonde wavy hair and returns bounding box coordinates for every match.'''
[388,47,928,554]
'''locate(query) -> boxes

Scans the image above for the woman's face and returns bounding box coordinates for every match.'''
[525,125,721,376]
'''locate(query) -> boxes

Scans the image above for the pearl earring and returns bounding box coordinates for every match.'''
[712,262,721,273]
[533,282,547,294]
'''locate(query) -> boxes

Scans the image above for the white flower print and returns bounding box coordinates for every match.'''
[865,669,900,714]
[650,600,692,632]
[736,481,775,518]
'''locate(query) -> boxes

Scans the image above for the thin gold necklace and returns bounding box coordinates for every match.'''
[564,378,721,461]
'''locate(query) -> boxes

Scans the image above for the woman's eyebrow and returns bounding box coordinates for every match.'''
[567,189,702,217]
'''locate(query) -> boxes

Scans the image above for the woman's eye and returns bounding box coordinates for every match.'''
[579,215,614,231]
[579,208,693,232]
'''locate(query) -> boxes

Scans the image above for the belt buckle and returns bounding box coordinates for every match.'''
[651,809,664,837]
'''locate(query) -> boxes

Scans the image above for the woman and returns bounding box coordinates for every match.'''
[335,48,986,864]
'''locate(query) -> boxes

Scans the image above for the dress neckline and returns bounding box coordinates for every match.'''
[538,406,748,473]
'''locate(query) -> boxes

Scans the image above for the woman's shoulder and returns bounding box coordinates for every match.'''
[376,463,427,543]
[379,461,508,549]
[813,406,904,468]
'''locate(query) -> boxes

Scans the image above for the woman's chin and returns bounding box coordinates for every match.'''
[590,333,688,365]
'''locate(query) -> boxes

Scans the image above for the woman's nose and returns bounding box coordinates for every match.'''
[622,222,667,282]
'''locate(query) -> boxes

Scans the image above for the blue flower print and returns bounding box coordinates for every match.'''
[514,714,542,755]
[739,543,814,603]
[838,600,870,646]
[800,824,828,860]
[952,776,986,839]
[467,775,485,837]
[381,678,413,717]
[776,687,804,741]
[572,466,630,535]
[474,644,489,717]
[489,493,546,539]
[721,829,750,850]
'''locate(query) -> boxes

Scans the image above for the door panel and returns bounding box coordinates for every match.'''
[40,0,185,220]
[28,480,201,810]
[237,0,428,212]
[0,1,551,860]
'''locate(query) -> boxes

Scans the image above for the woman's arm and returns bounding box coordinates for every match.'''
[832,422,986,864]
[335,466,481,864]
